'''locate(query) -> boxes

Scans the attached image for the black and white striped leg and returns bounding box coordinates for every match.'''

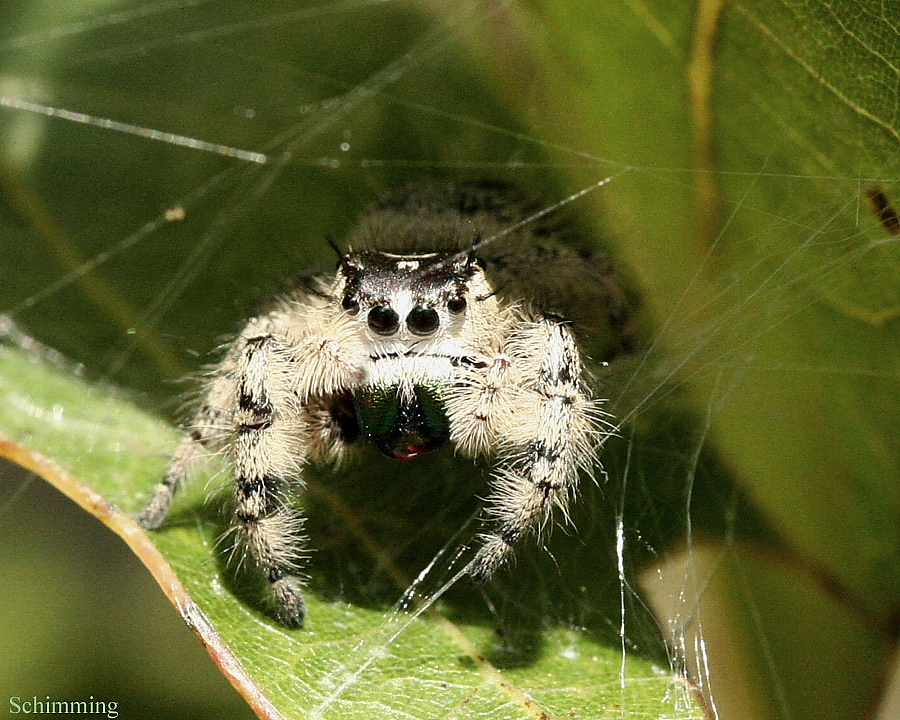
[469,318,596,581]
[230,334,309,627]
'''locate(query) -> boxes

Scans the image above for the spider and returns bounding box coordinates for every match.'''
[137,180,632,627]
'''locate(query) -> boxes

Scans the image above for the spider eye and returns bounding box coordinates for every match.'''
[447,296,467,315]
[407,306,440,336]
[367,305,400,335]
[341,295,360,314]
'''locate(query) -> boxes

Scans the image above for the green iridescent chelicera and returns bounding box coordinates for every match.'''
[354,382,451,460]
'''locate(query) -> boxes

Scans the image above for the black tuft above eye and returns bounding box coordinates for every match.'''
[341,295,360,314]
[447,296,467,315]
[407,306,440,336]
[367,305,400,335]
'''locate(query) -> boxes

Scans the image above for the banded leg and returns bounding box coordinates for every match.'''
[467,318,598,581]
[446,353,516,459]
[137,296,365,626]
[228,333,311,627]
[136,389,232,529]
[136,432,202,529]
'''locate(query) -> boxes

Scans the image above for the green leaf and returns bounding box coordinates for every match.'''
[476,2,900,717]
[2,1,900,719]
[0,334,700,719]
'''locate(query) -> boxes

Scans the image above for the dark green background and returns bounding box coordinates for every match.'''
[1,1,899,719]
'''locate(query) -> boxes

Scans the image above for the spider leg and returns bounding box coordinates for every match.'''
[136,382,232,529]
[460,317,600,581]
[225,333,312,626]
[227,313,367,626]
[138,301,364,627]
[301,391,360,468]
[136,432,201,529]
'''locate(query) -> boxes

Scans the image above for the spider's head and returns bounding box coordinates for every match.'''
[335,249,480,350]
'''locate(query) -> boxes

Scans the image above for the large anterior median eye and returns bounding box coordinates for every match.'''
[407,305,440,335]
[367,305,400,335]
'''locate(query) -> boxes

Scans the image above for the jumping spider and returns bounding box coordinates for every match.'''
[137,181,631,627]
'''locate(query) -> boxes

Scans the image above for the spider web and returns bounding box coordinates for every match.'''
[1,1,899,719]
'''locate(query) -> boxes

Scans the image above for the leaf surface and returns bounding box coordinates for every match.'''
[0,339,700,719]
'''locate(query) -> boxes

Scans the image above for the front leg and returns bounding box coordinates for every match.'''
[227,333,312,626]
[224,305,369,625]
[138,332,311,626]
[138,301,364,627]
[454,317,602,581]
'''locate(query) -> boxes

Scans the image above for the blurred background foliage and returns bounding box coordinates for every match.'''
[0,0,899,718]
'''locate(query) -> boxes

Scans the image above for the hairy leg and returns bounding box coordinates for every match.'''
[460,318,600,580]
[137,299,365,626]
